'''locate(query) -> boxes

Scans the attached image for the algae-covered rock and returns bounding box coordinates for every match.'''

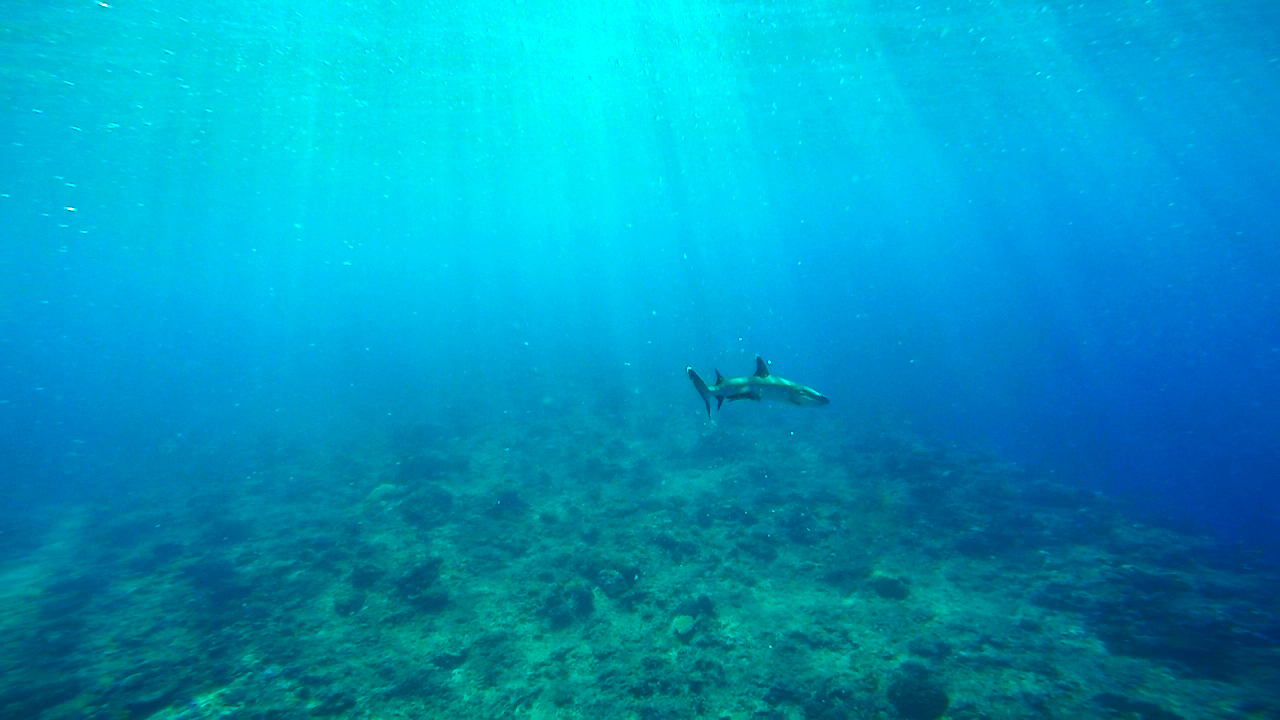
[596,568,635,598]
[671,614,697,640]
[363,483,399,504]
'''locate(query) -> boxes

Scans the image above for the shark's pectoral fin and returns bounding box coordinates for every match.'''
[754,357,769,378]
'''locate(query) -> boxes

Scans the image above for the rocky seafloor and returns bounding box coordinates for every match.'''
[1,409,1278,719]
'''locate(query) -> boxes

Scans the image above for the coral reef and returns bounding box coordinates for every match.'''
[0,412,1277,718]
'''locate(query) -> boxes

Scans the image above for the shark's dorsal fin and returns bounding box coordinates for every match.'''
[715,369,725,385]
[754,356,769,378]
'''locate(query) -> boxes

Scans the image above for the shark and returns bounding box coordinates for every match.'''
[687,356,830,418]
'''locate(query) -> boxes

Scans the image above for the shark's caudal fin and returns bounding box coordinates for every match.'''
[687,367,713,418]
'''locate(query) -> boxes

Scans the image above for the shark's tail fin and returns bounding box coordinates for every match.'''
[687,367,713,418]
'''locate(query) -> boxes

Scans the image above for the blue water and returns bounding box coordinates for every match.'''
[2,0,1278,552]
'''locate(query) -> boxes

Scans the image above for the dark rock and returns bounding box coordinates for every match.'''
[906,637,952,659]
[39,574,109,619]
[394,558,449,612]
[954,528,1016,557]
[395,558,441,591]
[688,430,752,460]
[408,588,450,613]
[821,565,872,593]
[688,658,726,694]
[183,556,239,588]
[1109,567,1191,594]
[802,685,872,720]
[694,507,715,528]
[578,454,624,484]
[944,701,994,720]
[763,684,805,706]
[386,669,443,699]
[723,504,760,526]
[596,568,636,598]
[541,581,594,628]
[431,648,469,670]
[1029,581,1093,613]
[309,689,357,716]
[398,484,455,529]
[1015,618,1043,633]
[295,535,347,573]
[1024,658,1060,679]
[1092,692,1184,720]
[0,677,86,717]
[349,563,383,590]
[152,540,186,561]
[673,594,716,618]
[396,447,468,482]
[124,682,182,718]
[778,509,823,545]
[298,671,334,688]
[201,518,254,545]
[630,457,661,488]
[182,556,254,607]
[886,662,948,720]
[487,488,528,518]
[1088,588,1262,680]
[653,532,699,561]
[333,591,365,617]
[1021,480,1094,509]
[637,701,683,719]
[736,530,779,561]
[111,661,185,718]
[870,575,910,600]
[96,515,165,548]
[30,617,86,658]
[128,541,187,573]
[627,666,679,700]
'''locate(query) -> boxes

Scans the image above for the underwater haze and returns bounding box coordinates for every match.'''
[3,0,1280,717]
[5,0,1278,547]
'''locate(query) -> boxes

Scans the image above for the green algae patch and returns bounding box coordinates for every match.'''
[670,613,697,641]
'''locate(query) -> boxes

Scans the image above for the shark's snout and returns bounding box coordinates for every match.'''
[794,391,830,407]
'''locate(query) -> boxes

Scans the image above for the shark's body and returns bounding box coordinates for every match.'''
[687,356,829,417]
